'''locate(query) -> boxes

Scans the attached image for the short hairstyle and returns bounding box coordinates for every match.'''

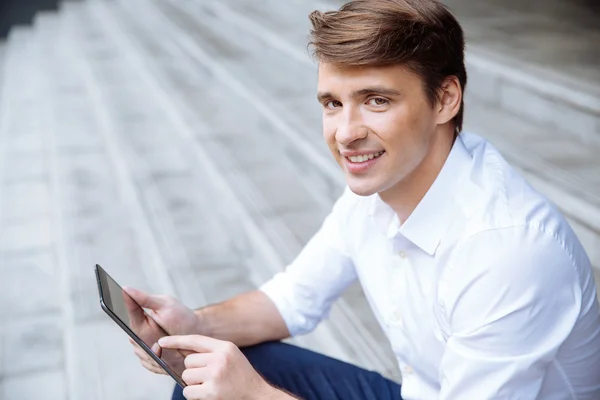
[309,0,467,135]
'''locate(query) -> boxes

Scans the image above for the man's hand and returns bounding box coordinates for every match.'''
[123,287,201,336]
[123,287,200,375]
[158,335,294,400]
[129,340,168,375]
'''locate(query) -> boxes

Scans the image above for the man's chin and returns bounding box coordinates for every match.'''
[346,179,381,197]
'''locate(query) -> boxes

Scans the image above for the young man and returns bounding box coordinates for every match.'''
[128,0,600,399]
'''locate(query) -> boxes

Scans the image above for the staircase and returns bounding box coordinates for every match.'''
[0,0,598,398]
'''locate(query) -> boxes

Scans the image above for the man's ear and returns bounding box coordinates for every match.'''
[435,76,462,126]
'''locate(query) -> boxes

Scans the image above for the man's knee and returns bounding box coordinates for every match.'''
[242,341,318,378]
[242,341,291,370]
[171,384,185,400]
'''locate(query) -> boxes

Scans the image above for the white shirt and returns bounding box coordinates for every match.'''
[261,132,600,400]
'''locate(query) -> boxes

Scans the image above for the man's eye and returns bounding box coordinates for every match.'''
[367,97,389,106]
[325,100,342,109]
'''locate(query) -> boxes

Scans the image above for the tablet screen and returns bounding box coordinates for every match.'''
[96,265,186,382]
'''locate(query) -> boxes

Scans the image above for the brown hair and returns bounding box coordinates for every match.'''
[309,0,467,135]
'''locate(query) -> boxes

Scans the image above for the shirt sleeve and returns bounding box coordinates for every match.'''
[259,188,358,336]
[437,225,582,399]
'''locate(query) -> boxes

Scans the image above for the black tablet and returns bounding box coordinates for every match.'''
[95,264,186,388]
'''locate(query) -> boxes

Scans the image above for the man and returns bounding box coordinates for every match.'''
[127,0,600,399]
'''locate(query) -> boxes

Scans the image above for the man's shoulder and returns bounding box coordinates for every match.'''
[453,133,585,268]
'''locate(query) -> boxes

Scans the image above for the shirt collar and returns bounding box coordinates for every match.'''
[369,134,474,255]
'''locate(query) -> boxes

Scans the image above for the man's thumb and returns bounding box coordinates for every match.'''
[123,286,163,310]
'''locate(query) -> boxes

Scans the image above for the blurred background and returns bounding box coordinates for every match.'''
[0,0,598,398]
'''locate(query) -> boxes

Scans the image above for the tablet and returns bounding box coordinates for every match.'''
[95,264,186,388]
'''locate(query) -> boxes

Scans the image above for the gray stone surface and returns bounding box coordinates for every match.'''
[1,370,67,400]
[2,153,47,182]
[0,40,6,81]
[0,0,599,398]
[1,181,51,222]
[277,208,329,245]
[0,252,60,317]
[70,320,174,400]
[498,80,600,144]
[442,0,600,89]
[1,315,63,376]
[0,221,54,254]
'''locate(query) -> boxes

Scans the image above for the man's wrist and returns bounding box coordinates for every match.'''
[254,382,299,400]
[193,308,211,336]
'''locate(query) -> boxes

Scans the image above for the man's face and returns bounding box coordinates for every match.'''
[317,63,440,197]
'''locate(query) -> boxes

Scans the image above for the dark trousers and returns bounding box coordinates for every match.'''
[171,341,402,400]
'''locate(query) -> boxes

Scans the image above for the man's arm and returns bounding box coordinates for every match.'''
[193,187,358,346]
[437,225,583,399]
[193,290,291,348]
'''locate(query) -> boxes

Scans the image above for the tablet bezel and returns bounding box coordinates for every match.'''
[94,264,186,388]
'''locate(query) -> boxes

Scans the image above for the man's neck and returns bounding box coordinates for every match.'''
[379,129,456,224]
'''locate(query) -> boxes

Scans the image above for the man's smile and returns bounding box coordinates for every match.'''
[341,150,386,173]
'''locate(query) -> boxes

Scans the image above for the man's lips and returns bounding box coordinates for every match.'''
[341,150,385,174]
[340,150,385,163]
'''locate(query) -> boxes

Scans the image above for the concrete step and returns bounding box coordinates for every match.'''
[445,0,600,144]
[162,0,600,280]
[0,16,68,400]
[29,4,175,399]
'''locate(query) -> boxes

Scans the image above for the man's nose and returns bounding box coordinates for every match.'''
[335,109,367,146]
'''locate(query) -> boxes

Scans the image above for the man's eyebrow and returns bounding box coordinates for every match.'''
[317,92,333,103]
[352,86,401,97]
[317,87,401,102]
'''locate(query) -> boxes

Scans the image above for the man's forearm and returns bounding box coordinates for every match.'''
[193,290,291,347]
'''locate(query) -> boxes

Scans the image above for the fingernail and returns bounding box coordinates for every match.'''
[151,343,159,352]
[158,338,166,346]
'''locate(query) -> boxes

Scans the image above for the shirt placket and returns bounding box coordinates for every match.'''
[387,247,425,399]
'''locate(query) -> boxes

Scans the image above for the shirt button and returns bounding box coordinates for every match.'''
[390,310,402,323]
[398,250,407,259]
[403,365,414,374]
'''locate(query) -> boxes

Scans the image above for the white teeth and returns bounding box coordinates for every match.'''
[348,151,384,163]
